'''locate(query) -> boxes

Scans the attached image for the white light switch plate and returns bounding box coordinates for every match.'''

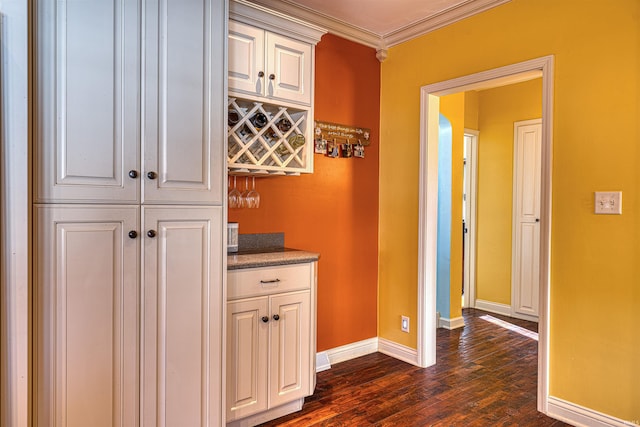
[595,191,622,214]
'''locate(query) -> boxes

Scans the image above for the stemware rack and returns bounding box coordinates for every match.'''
[227,97,313,175]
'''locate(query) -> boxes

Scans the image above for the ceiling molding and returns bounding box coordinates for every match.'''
[244,0,511,51]
[383,0,511,47]
[246,0,382,49]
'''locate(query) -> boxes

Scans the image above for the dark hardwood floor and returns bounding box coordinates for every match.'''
[259,308,570,426]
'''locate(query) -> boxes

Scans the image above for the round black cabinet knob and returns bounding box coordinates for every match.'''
[147,171,157,180]
[258,71,265,78]
[147,230,157,238]
[272,314,280,321]
[128,230,138,239]
[269,73,275,80]
[261,316,269,323]
[128,170,138,179]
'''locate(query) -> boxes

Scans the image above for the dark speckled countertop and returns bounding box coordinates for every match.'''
[227,232,319,270]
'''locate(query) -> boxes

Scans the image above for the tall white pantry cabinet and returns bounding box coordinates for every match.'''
[33,0,227,426]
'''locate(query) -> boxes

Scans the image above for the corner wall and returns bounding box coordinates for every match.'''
[379,0,640,420]
[229,34,381,352]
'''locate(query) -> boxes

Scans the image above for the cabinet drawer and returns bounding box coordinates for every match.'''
[228,263,311,300]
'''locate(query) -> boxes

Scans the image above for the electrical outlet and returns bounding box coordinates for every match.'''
[401,316,410,333]
[595,191,622,214]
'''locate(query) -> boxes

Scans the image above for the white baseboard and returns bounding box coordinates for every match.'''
[474,299,512,316]
[547,396,637,427]
[323,337,378,367]
[438,316,465,330]
[315,352,331,372]
[378,338,419,366]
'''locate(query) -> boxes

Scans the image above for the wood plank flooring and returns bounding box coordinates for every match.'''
[258,308,570,426]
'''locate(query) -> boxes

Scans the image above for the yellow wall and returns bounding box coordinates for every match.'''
[379,0,639,420]
[475,79,542,305]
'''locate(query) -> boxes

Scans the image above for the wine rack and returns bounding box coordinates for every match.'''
[228,97,313,175]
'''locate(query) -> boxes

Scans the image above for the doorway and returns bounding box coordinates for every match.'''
[416,56,554,413]
[462,130,478,310]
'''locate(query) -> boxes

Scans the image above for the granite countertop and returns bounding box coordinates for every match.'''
[227,248,320,270]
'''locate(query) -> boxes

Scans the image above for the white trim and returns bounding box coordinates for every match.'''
[462,129,478,310]
[378,338,419,366]
[475,299,512,317]
[1,1,31,426]
[383,0,511,48]
[315,352,331,372]
[229,0,327,46]
[325,337,378,366]
[227,399,304,427]
[244,0,510,53]
[418,55,554,414]
[547,396,637,427]
[438,316,465,330]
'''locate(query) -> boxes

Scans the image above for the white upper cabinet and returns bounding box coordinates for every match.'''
[228,21,265,97]
[143,0,224,204]
[35,0,224,205]
[229,20,312,106]
[34,0,141,203]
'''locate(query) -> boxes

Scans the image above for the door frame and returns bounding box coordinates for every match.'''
[416,56,554,414]
[462,129,478,310]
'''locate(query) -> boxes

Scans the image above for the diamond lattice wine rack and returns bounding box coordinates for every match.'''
[227,97,313,175]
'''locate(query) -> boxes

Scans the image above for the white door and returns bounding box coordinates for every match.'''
[141,206,223,427]
[34,205,139,427]
[269,291,311,408]
[266,33,312,105]
[34,0,140,203]
[143,0,225,205]
[226,297,269,421]
[512,119,542,320]
[228,20,265,96]
[462,130,478,309]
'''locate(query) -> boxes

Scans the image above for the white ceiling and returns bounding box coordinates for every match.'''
[245,0,511,53]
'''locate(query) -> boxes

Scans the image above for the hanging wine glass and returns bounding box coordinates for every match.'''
[228,176,241,208]
[246,177,260,208]
[240,177,251,208]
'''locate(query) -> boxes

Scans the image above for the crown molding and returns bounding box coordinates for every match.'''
[242,0,511,58]
[383,0,511,47]
[230,0,327,45]
[246,0,382,49]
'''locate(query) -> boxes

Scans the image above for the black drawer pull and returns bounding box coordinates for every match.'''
[260,279,280,284]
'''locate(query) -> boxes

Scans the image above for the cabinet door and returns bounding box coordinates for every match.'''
[143,0,225,205]
[226,297,269,421]
[228,20,265,97]
[141,206,224,427]
[266,33,312,105]
[35,0,140,203]
[269,291,312,408]
[34,205,139,427]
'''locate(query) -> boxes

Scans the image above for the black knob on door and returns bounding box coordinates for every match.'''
[128,230,138,239]
[147,230,156,238]
[147,171,157,180]
[261,316,269,323]
[258,71,265,78]
[272,314,280,321]
[128,170,138,179]
[269,73,275,80]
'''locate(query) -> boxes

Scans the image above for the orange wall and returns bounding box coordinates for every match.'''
[229,34,381,352]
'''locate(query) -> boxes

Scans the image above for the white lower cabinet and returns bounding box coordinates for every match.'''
[141,206,224,427]
[34,205,224,427]
[227,263,316,426]
[34,205,140,427]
